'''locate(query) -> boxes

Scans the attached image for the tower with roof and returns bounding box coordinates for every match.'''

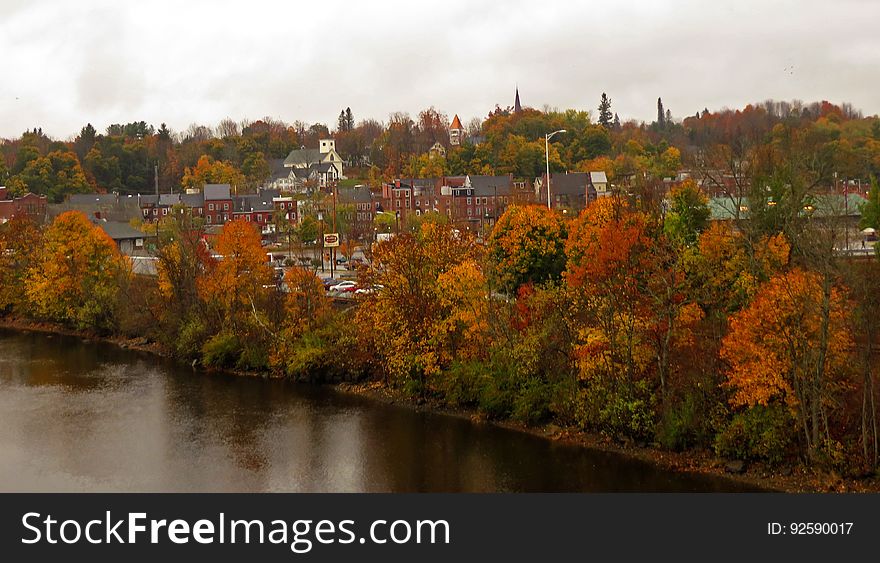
[449,114,465,146]
[514,86,522,113]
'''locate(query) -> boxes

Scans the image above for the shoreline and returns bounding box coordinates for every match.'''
[1,315,875,493]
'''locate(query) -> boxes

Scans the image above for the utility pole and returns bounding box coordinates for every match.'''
[331,184,337,279]
[154,162,161,249]
[544,129,566,209]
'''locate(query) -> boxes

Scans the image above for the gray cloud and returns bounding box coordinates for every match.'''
[1,0,878,139]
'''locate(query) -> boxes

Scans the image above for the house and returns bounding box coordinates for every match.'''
[429,142,447,158]
[535,172,596,211]
[435,174,517,228]
[54,192,141,223]
[233,193,275,234]
[462,175,515,227]
[265,158,298,192]
[338,185,382,238]
[204,184,233,225]
[138,191,205,223]
[283,139,344,188]
[96,220,153,256]
[0,186,48,224]
[382,178,441,224]
[589,171,610,197]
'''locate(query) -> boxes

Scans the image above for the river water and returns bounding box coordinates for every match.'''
[0,329,758,492]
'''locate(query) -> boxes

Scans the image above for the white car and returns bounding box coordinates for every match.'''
[355,284,384,295]
[328,280,357,292]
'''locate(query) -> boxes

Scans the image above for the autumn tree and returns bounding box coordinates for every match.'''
[721,268,854,459]
[663,179,710,246]
[487,205,567,294]
[181,155,246,191]
[155,206,211,352]
[199,220,273,331]
[356,223,483,392]
[7,150,92,202]
[25,211,128,330]
[563,197,662,437]
[284,268,330,333]
[0,217,43,314]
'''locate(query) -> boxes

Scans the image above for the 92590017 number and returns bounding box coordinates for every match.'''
[768,522,853,535]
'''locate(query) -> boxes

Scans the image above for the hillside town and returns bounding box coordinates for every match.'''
[2,92,876,283]
[3,92,880,489]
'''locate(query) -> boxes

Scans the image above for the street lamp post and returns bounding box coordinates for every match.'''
[545,129,567,209]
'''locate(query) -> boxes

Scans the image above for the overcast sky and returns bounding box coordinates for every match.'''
[1,0,879,140]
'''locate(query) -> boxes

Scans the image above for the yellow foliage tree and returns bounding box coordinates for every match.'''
[356,223,483,390]
[0,217,42,314]
[487,205,567,294]
[25,211,128,330]
[181,155,246,190]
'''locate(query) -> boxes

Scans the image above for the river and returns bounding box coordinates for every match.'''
[0,328,759,492]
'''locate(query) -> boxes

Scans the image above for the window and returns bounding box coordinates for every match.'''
[143,209,148,217]
[257,214,262,222]
[162,208,168,215]
[209,203,214,211]
[224,203,229,211]
[467,208,472,216]
[206,216,212,224]
[152,208,158,216]
[246,215,251,222]
[467,197,472,205]
[405,199,410,208]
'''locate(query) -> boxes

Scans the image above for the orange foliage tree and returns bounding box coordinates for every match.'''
[25,211,128,330]
[565,197,655,386]
[198,220,273,331]
[721,268,854,457]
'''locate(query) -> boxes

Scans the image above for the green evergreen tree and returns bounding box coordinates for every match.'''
[598,93,613,128]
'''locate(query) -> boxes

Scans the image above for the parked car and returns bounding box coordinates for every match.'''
[328,280,357,292]
[354,284,384,295]
[322,278,341,290]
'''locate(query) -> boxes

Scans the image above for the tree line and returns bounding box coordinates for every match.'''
[4,97,880,206]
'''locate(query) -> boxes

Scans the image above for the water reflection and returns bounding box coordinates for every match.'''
[0,329,759,492]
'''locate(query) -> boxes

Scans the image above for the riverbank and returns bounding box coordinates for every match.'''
[1,315,876,493]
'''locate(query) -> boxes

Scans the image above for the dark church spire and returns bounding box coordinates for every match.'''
[514,85,522,113]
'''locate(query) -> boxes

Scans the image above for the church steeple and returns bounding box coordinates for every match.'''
[514,86,522,113]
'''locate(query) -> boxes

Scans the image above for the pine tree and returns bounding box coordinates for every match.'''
[345,107,354,131]
[337,110,347,132]
[598,93,613,128]
[657,98,666,127]
[613,113,620,130]
[666,109,672,126]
